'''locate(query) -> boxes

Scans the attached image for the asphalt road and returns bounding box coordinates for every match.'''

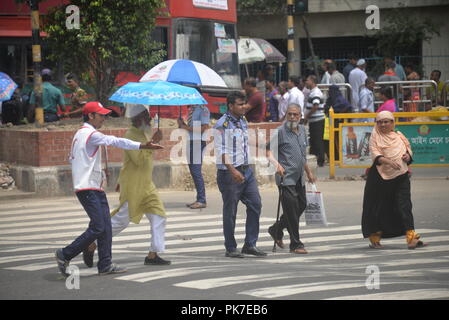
[0,170,448,306]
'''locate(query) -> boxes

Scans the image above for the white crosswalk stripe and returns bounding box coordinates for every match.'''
[0,197,448,300]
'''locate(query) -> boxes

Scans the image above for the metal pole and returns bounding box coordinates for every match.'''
[29,0,44,125]
[287,0,295,77]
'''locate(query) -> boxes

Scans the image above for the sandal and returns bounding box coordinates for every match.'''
[290,248,308,254]
[369,242,384,249]
[408,239,428,250]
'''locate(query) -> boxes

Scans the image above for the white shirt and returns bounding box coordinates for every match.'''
[348,67,368,112]
[355,87,375,123]
[321,71,331,84]
[277,91,290,121]
[70,123,141,191]
[288,86,305,114]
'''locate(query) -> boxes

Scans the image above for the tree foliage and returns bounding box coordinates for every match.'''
[371,6,441,57]
[42,0,166,104]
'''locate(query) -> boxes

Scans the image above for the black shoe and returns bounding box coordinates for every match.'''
[144,255,171,265]
[225,250,244,258]
[82,249,94,268]
[241,245,267,256]
[98,263,127,275]
[55,249,70,277]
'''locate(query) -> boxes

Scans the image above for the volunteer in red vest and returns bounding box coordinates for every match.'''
[55,101,163,276]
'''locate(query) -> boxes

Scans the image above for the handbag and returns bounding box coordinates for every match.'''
[305,183,328,226]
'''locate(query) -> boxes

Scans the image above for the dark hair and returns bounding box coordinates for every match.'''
[328,62,337,71]
[42,74,52,82]
[288,75,300,87]
[365,77,375,85]
[348,53,357,60]
[227,91,246,106]
[83,114,90,122]
[432,70,442,78]
[307,75,318,84]
[244,77,257,88]
[385,61,396,70]
[66,73,79,83]
[380,86,393,100]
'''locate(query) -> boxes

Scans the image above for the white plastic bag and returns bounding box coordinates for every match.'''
[305,183,328,226]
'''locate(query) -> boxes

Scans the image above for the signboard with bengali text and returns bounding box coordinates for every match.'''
[340,122,449,167]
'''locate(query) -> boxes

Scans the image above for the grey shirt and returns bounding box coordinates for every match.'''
[269,122,308,186]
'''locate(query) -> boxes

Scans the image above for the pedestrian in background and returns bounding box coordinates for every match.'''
[178,96,210,209]
[348,59,368,114]
[267,104,316,254]
[362,111,427,250]
[287,76,305,116]
[277,81,290,122]
[243,77,266,123]
[214,91,267,258]
[377,86,398,113]
[265,77,279,122]
[304,75,326,167]
[343,54,358,83]
[55,102,163,277]
[28,68,66,123]
[357,77,376,123]
[328,63,345,84]
[378,62,401,82]
[61,73,88,118]
[384,56,406,81]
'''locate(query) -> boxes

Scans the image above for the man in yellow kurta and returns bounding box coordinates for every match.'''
[83,104,170,266]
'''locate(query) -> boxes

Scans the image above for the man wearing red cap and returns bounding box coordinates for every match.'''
[55,101,163,276]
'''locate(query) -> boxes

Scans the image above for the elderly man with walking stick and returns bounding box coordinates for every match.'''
[267,103,316,254]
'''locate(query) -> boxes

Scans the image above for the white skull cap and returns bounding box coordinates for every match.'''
[124,103,150,118]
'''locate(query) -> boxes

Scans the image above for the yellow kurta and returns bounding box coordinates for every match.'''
[111,126,166,223]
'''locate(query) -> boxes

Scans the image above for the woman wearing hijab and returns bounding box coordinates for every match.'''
[361,111,427,250]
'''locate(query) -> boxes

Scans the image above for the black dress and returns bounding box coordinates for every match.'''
[361,158,415,239]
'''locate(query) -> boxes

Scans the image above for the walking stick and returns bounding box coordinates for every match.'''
[272,177,284,252]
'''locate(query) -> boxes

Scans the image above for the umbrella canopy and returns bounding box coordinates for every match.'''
[140,59,227,88]
[0,72,18,102]
[109,80,207,106]
[238,38,286,64]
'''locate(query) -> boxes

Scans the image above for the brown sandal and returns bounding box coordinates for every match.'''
[408,239,428,250]
[369,242,384,249]
[290,248,308,254]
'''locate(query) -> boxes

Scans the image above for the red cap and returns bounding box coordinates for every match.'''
[82,102,112,115]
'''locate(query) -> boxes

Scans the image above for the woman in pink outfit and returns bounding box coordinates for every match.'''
[377,86,397,113]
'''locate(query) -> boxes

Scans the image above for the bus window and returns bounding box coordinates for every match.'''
[151,26,168,60]
[173,18,240,89]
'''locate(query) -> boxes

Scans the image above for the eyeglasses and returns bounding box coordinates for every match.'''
[376,120,393,125]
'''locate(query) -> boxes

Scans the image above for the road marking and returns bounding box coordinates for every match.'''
[325,288,449,300]
[238,280,401,298]
[174,274,294,290]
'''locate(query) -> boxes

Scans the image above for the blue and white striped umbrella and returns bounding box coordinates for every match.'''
[109,80,207,106]
[140,59,227,87]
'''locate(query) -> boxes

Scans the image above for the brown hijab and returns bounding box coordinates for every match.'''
[370,111,413,180]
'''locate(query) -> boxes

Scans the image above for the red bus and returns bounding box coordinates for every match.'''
[0,0,240,119]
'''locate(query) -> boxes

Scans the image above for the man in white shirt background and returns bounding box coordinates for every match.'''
[349,59,368,114]
[287,75,305,115]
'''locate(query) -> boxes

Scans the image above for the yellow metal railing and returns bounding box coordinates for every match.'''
[328,108,449,178]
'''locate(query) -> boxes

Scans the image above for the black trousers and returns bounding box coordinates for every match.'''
[271,179,307,250]
[309,119,325,166]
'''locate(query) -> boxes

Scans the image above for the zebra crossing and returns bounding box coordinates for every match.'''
[1,195,449,300]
